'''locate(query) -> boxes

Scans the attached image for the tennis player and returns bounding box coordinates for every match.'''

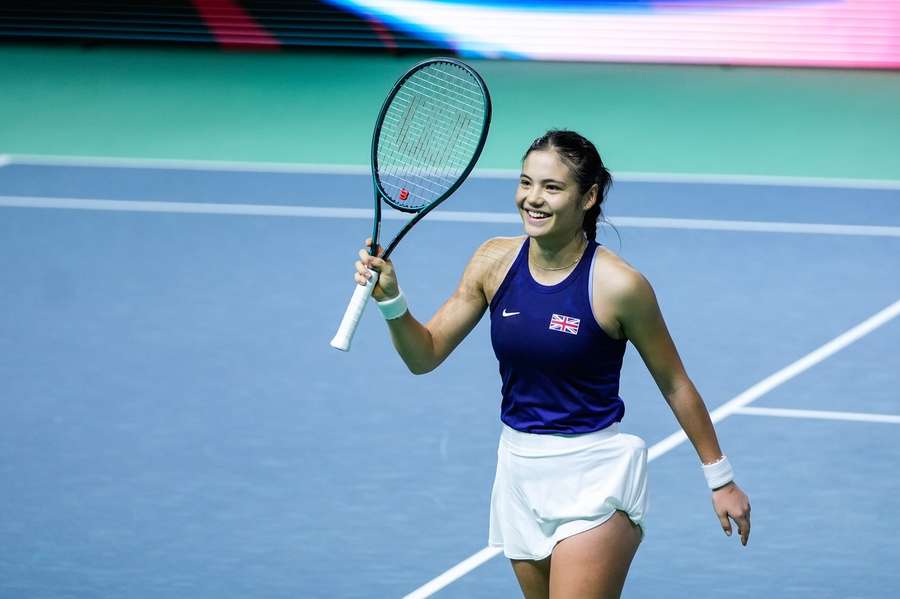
[353,130,751,598]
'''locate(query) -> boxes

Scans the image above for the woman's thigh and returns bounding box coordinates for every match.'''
[510,556,551,599]
[548,511,642,599]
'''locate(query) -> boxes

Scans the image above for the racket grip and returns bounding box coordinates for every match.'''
[330,269,379,352]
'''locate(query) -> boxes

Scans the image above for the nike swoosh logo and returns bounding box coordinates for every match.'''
[502,309,520,317]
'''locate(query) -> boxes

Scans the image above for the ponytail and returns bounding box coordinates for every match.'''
[582,201,602,241]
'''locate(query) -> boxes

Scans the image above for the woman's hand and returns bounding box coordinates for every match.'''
[712,482,751,545]
[355,238,399,301]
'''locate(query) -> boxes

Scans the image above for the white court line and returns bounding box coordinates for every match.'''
[0,196,378,218]
[647,299,900,460]
[2,196,900,238]
[608,217,900,237]
[736,406,900,424]
[614,171,900,191]
[6,154,371,175]
[403,298,900,598]
[5,153,900,190]
[0,154,10,168]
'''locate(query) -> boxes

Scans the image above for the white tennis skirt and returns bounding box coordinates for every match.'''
[488,422,648,561]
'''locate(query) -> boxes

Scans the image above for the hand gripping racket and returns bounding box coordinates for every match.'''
[330,57,492,351]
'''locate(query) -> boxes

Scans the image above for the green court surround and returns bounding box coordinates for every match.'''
[2,44,898,180]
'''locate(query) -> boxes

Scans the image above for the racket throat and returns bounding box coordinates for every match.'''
[371,190,382,255]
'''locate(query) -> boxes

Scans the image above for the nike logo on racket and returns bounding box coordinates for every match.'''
[502,309,520,317]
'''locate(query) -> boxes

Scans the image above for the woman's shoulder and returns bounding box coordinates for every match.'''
[466,236,525,299]
[476,235,525,260]
[592,245,653,305]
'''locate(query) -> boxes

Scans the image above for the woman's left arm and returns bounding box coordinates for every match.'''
[611,268,752,546]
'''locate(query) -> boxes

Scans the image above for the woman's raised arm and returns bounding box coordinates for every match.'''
[356,238,506,374]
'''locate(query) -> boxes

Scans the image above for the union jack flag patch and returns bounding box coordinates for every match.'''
[549,313,580,335]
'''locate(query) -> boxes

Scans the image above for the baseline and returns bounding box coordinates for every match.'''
[6,154,900,190]
[736,406,900,424]
[2,196,899,238]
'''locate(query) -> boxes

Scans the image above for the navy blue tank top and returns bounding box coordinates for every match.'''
[489,238,627,435]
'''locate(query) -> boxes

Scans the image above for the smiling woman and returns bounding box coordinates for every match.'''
[517,130,612,271]
[352,129,751,599]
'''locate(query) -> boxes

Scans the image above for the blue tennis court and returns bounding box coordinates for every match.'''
[1,158,898,598]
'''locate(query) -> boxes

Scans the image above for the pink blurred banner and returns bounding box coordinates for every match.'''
[331,0,900,68]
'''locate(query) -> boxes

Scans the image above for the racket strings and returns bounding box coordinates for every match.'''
[376,61,487,210]
[389,79,483,163]
[389,68,484,138]
[383,95,480,172]
[383,99,481,152]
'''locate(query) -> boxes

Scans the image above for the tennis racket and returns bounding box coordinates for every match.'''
[330,57,492,352]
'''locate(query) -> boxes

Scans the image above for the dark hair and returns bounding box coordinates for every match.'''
[523,130,612,241]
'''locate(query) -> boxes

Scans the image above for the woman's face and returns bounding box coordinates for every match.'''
[516,149,594,242]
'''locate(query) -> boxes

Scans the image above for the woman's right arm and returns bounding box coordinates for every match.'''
[356,238,504,374]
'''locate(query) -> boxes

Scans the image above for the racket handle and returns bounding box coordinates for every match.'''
[330,269,379,352]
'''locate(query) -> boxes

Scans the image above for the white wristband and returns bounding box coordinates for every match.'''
[702,455,734,490]
[376,289,408,320]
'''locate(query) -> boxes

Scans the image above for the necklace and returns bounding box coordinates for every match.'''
[532,237,587,271]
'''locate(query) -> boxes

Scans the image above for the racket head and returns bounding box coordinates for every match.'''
[371,58,492,215]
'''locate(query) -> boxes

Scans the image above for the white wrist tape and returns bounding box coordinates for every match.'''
[376,289,408,320]
[702,455,734,490]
